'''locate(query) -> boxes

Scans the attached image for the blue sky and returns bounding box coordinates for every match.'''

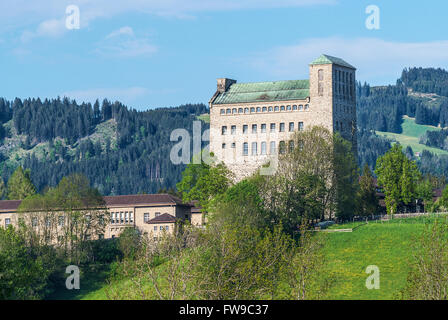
[1,0,448,110]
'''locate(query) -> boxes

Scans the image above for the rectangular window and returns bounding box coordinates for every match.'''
[289,122,294,132]
[298,122,304,131]
[318,82,324,96]
[32,217,38,227]
[231,142,236,148]
[270,123,276,132]
[155,212,161,217]
[58,216,65,227]
[5,218,11,227]
[252,124,257,134]
[318,69,324,81]
[243,142,248,155]
[130,212,134,223]
[289,141,295,153]
[270,141,276,154]
[243,125,248,134]
[120,212,124,224]
[279,141,286,154]
[251,142,257,155]
[222,143,226,149]
[144,213,150,223]
[125,212,129,223]
[166,226,169,231]
[222,126,227,135]
[231,125,236,134]
[261,142,267,155]
[261,124,266,133]
[160,226,164,231]
[279,123,285,132]
[154,226,157,231]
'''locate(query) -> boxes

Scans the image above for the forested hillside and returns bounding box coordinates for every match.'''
[0,98,208,196]
[357,67,448,176]
[2,67,448,196]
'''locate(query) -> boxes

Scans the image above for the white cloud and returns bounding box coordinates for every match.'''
[96,26,157,57]
[106,26,134,39]
[61,87,149,104]
[248,37,448,84]
[0,0,336,33]
[20,18,66,42]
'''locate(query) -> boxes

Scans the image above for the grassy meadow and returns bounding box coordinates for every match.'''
[376,116,448,155]
[50,215,447,300]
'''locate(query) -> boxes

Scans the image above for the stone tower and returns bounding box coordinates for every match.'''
[209,54,357,180]
[309,54,357,155]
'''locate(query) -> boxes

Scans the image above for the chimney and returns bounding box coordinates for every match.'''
[217,78,236,93]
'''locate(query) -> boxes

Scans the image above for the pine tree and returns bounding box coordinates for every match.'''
[7,167,36,200]
[0,177,6,200]
[358,164,379,216]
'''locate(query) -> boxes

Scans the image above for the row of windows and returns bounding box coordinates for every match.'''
[335,69,354,84]
[143,212,163,223]
[220,104,309,115]
[334,70,355,100]
[110,211,134,224]
[336,120,355,132]
[29,215,98,227]
[335,104,355,114]
[153,225,169,232]
[222,122,304,135]
[238,140,296,156]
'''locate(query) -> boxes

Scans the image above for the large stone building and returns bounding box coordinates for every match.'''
[209,54,357,179]
[0,194,204,240]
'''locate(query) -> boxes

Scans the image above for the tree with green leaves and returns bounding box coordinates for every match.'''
[0,225,50,299]
[0,177,6,200]
[416,178,434,212]
[261,126,359,232]
[401,218,448,300]
[438,185,448,211]
[18,174,108,264]
[358,164,379,217]
[176,153,233,211]
[7,166,36,200]
[375,144,421,215]
[333,133,360,220]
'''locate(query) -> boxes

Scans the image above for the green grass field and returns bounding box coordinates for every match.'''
[197,114,210,123]
[376,116,448,155]
[322,216,447,299]
[50,215,446,300]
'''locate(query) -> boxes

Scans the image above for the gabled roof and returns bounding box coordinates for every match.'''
[310,54,356,69]
[145,213,178,224]
[104,194,187,207]
[0,194,190,213]
[0,200,22,213]
[212,80,310,105]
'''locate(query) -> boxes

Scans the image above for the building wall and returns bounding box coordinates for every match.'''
[0,203,203,240]
[210,62,357,180]
[0,212,14,229]
[190,213,203,226]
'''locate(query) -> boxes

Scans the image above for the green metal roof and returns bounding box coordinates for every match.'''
[212,79,310,105]
[310,54,355,69]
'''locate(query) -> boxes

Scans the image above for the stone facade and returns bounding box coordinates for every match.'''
[0,194,204,241]
[209,54,357,180]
